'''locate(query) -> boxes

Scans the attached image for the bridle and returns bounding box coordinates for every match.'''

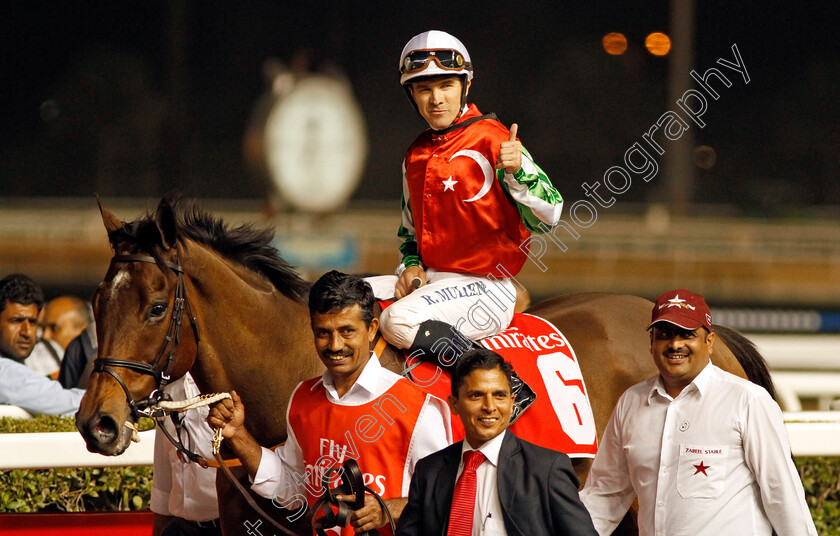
[93,253,200,422]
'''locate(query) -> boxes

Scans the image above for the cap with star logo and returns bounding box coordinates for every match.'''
[647,289,713,332]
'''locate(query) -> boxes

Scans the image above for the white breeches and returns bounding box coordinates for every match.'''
[365,270,517,349]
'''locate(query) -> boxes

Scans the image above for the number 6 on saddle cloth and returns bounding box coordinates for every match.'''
[311,458,396,536]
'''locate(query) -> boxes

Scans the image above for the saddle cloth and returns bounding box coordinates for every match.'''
[404,313,598,458]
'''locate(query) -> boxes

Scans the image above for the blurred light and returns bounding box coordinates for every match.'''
[693,145,717,169]
[645,32,671,56]
[602,32,628,55]
[39,100,60,122]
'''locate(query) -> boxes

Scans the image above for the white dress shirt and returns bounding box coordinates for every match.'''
[456,430,508,536]
[580,363,816,536]
[252,353,452,503]
[0,355,84,416]
[24,339,63,376]
[150,374,220,523]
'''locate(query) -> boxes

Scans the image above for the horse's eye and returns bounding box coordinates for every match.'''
[150,303,167,318]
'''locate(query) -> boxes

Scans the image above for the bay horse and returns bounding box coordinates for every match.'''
[76,198,774,536]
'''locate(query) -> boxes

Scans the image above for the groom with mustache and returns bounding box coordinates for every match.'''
[579,289,817,535]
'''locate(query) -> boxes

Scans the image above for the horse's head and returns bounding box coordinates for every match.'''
[77,198,199,455]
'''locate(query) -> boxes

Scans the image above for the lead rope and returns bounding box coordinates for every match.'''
[147,391,300,535]
[127,390,300,534]
[208,409,300,536]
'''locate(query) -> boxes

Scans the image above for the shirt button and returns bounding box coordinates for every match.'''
[662,467,668,473]
[658,502,664,508]
[679,421,690,431]
[667,435,672,440]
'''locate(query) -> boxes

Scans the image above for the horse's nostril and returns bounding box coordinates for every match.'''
[93,414,119,444]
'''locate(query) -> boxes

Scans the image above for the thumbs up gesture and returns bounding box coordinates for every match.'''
[496,123,522,174]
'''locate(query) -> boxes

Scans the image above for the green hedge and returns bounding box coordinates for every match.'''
[0,416,154,513]
[799,456,840,535]
[1,417,839,535]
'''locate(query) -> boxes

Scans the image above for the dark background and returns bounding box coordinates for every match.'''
[2,1,837,217]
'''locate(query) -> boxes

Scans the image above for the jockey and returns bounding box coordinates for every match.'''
[367,30,564,421]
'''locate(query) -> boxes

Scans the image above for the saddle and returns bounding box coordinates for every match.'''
[374,304,599,457]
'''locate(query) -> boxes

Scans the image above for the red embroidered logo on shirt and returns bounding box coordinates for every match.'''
[693,461,710,476]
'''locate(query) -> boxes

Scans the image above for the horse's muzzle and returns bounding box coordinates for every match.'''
[75,411,133,456]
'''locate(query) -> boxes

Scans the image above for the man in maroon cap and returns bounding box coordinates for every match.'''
[579,289,816,536]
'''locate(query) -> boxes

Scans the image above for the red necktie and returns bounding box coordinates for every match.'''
[446,449,486,536]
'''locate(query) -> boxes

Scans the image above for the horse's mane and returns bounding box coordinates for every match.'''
[713,324,777,401]
[109,200,311,302]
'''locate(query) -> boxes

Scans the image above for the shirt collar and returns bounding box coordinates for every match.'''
[461,429,506,467]
[314,351,379,401]
[648,360,714,403]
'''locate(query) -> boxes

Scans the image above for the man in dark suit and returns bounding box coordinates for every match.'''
[397,348,597,536]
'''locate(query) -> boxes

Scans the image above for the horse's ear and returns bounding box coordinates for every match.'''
[155,198,178,250]
[98,195,122,234]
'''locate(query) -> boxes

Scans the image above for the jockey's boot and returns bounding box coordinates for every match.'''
[407,319,536,424]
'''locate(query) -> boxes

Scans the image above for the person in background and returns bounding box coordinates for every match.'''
[23,295,91,379]
[0,274,84,416]
[41,295,91,351]
[579,289,817,535]
[152,373,221,536]
[57,320,98,388]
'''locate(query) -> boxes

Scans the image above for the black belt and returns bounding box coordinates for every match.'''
[175,517,221,531]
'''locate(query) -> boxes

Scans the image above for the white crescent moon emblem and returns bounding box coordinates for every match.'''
[448,150,495,203]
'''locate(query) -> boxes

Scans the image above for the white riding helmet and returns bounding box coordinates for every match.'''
[399,30,473,86]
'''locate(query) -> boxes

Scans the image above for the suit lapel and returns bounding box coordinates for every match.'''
[497,432,525,536]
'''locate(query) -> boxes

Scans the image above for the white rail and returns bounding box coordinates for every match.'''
[0,414,838,469]
[771,372,840,411]
[748,334,840,370]
[0,429,156,470]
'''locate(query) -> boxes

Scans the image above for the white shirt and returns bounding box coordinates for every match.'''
[580,363,817,536]
[24,340,63,376]
[456,431,507,536]
[0,355,84,416]
[150,374,219,523]
[252,353,452,503]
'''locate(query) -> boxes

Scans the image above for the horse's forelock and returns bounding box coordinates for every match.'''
[106,213,178,271]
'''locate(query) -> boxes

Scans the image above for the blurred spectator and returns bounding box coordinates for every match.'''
[22,295,91,379]
[41,295,92,350]
[0,274,43,364]
[151,373,221,536]
[58,321,97,389]
[24,338,63,378]
[0,274,85,416]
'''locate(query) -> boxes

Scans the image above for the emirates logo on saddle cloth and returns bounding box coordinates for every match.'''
[411,313,598,457]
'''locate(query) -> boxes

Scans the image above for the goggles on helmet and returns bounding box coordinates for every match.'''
[400,49,471,75]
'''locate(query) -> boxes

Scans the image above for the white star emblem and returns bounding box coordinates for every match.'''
[442,176,458,191]
[660,294,695,310]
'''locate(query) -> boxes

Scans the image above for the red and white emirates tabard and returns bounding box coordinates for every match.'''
[410,313,599,458]
[403,104,532,277]
[288,378,430,536]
